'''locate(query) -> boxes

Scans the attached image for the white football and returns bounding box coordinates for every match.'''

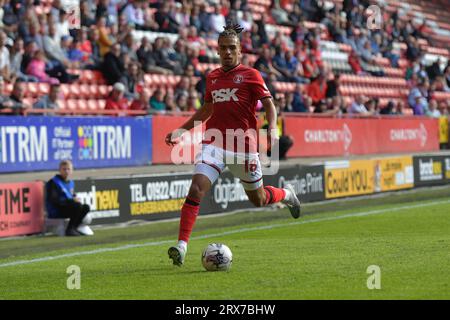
[201,243,233,271]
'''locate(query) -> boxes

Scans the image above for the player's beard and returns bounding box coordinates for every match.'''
[222,57,238,70]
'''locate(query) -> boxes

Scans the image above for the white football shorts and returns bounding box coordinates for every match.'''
[194,144,263,190]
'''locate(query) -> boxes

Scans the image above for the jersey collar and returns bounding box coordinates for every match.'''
[220,63,241,74]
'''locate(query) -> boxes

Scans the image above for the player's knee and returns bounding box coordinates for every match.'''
[188,183,206,200]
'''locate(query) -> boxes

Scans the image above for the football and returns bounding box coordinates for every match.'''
[201,243,233,271]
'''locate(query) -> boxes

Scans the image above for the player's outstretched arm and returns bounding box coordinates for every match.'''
[261,97,279,149]
[165,102,214,146]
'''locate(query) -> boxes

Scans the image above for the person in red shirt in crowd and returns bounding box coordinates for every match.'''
[105,82,129,111]
[302,51,321,79]
[348,49,363,75]
[307,71,328,105]
[130,89,150,112]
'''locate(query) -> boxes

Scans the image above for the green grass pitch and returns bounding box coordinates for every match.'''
[0,187,449,300]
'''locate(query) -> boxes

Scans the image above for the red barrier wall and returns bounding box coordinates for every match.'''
[152,115,204,164]
[285,116,439,157]
[152,115,440,163]
[0,181,44,238]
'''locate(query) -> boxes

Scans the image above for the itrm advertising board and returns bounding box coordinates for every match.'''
[0,116,152,173]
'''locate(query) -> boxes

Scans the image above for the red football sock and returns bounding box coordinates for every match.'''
[264,186,286,205]
[178,197,200,243]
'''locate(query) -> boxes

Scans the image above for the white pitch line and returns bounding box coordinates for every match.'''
[0,199,449,269]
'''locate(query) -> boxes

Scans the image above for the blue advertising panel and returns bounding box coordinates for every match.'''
[0,116,152,173]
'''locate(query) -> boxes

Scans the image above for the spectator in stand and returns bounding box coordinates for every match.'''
[254,46,283,80]
[42,23,79,83]
[380,101,397,115]
[1,81,30,115]
[289,83,309,112]
[33,83,61,111]
[285,49,309,83]
[80,0,96,27]
[130,89,151,113]
[155,2,179,33]
[326,73,339,98]
[198,3,211,34]
[239,10,253,32]
[165,91,179,112]
[120,61,144,100]
[210,4,226,35]
[349,95,373,115]
[302,51,321,79]
[406,35,422,62]
[105,82,129,111]
[0,31,15,83]
[255,14,269,45]
[176,92,189,112]
[9,36,38,82]
[408,78,429,110]
[175,2,192,29]
[188,89,201,111]
[174,77,191,101]
[427,99,441,118]
[240,31,254,54]
[122,0,146,29]
[149,88,166,113]
[101,42,125,85]
[411,91,427,115]
[153,37,182,75]
[96,15,114,56]
[439,100,449,116]
[271,0,291,26]
[121,32,138,62]
[348,48,363,75]
[26,49,60,84]
[359,41,384,77]
[137,37,172,75]
[307,72,328,105]
[395,101,405,115]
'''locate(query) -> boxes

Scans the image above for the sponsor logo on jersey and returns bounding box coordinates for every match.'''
[233,74,244,84]
[211,88,239,103]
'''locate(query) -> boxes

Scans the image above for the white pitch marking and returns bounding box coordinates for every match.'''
[0,199,449,268]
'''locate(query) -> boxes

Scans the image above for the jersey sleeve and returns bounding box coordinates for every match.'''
[204,74,213,103]
[250,69,272,101]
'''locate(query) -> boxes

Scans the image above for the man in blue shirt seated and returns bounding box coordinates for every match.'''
[45,160,91,236]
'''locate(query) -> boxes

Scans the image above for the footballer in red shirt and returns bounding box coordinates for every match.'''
[165,23,301,266]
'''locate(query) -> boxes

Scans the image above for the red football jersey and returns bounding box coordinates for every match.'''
[203,64,272,153]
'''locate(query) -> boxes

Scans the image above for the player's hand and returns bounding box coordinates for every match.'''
[267,127,279,151]
[165,129,184,146]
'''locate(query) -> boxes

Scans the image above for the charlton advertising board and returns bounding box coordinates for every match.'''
[284,117,439,158]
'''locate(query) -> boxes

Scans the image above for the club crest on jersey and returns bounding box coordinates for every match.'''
[211,88,239,103]
[233,74,244,84]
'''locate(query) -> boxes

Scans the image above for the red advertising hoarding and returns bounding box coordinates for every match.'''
[152,115,203,164]
[0,181,44,238]
[284,116,439,158]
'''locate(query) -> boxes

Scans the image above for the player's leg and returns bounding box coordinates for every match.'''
[228,154,301,218]
[168,144,225,266]
[168,173,213,266]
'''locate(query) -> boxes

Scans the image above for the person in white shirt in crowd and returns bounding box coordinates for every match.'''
[349,95,374,115]
[427,99,441,118]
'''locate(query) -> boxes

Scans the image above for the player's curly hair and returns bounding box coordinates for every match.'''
[218,20,244,41]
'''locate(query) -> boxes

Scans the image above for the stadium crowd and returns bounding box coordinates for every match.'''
[0,0,449,117]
